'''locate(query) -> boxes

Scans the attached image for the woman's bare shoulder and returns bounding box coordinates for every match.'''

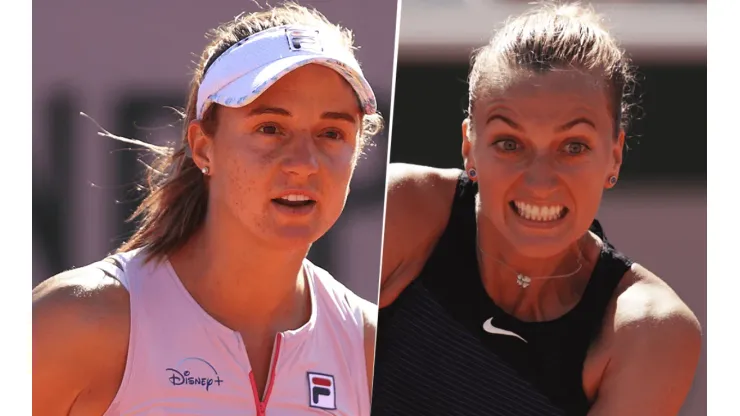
[380,163,462,305]
[387,163,461,198]
[33,265,130,415]
[587,263,701,415]
[386,163,462,230]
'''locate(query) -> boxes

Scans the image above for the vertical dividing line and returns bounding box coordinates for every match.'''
[368,0,405,402]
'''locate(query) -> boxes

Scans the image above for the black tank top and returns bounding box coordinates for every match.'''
[372,174,633,416]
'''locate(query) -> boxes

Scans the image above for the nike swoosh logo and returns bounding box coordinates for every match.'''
[482,318,528,343]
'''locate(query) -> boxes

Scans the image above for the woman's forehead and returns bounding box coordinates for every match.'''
[472,71,611,117]
[476,70,608,100]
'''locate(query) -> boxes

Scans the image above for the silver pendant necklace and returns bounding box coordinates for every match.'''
[477,238,584,289]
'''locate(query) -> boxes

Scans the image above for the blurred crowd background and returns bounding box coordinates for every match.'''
[393,0,706,414]
[34,0,705,414]
[32,0,397,302]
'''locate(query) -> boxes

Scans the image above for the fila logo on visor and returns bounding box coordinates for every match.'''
[307,372,336,410]
[287,28,323,53]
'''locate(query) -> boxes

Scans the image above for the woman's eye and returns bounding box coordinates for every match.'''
[321,129,344,141]
[494,138,520,152]
[257,124,281,135]
[563,142,590,155]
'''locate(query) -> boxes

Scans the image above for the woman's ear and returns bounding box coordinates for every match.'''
[462,118,476,175]
[188,121,214,174]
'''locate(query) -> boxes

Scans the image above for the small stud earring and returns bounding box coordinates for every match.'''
[468,168,477,179]
[608,175,617,186]
[202,166,210,175]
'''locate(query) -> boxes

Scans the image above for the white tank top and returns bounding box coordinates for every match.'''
[93,248,371,416]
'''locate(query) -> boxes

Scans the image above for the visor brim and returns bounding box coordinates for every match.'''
[202,54,377,118]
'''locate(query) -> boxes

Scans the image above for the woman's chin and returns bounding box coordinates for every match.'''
[499,223,581,259]
[264,225,326,249]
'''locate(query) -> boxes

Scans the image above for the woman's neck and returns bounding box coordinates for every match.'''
[475,216,598,320]
[476,220,586,279]
[169,212,312,334]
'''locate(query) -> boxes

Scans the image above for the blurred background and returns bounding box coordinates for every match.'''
[393,0,706,414]
[32,0,397,303]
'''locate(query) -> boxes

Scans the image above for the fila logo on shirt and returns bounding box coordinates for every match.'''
[307,372,336,410]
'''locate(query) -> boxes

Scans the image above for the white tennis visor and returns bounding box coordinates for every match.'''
[196,25,377,120]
